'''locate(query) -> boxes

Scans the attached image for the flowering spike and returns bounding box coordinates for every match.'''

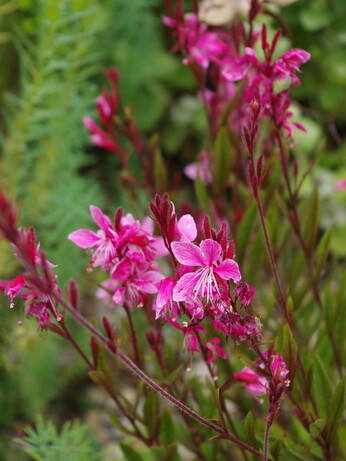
[203,215,212,239]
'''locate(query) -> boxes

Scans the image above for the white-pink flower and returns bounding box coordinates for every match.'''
[171,239,241,302]
[68,206,118,267]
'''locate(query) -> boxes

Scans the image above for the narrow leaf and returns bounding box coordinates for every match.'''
[213,128,233,195]
[244,411,258,449]
[120,443,145,461]
[324,376,346,445]
[143,391,160,440]
[303,188,319,252]
[271,438,282,461]
[311,354,332,418]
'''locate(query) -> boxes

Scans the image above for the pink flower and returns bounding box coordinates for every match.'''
[212,312,261,341]
[206,337,227,365]
[184,152,212,185]
[233,366,268,396]
[154,277,179,319]
[164,13,230,69]
[335,179,346,191]
[175,214,198,241]
[68,206,118,268]
[171,239,241,303]
[274,49,311,86]
[233,282,256,306]
[83,117,119,152]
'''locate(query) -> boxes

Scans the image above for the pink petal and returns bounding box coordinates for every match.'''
[90,206,113,233]
[173,271,201,302]
[214,259,241,282]
[178,214,197,241]
[171,241,204,266]
[184,162,198,180]
[68,229,99,248]
[156,278,175,308]
[140,271,165,294]
[245,380,268,396]
[200,239,221,265]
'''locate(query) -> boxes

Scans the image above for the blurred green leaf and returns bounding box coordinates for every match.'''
[213,128,233,196]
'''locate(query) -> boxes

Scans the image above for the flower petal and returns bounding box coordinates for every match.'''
[200,239,222,265]
[156,278,175,308]
[68,229,99,249]
[90,206,113,233]
[214,258,241,282]
[178,214,197,241]
[173,271,201,302]
[171,241,204,266]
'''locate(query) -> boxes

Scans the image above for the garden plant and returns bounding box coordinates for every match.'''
[0,0,345,460]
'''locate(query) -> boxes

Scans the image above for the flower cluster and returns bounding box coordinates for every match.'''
[0,198,62,329]
[68,206,164,309]
[83,68,121,154]
[164,4,310,139]
[233,349,290,398]
[68,195,259,369]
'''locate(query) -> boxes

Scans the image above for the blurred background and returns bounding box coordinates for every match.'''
[0,0,345,459]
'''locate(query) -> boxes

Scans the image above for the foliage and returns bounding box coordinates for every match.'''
[14,416,102,461]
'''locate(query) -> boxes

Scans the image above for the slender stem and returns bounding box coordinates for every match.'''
[124,304,142,367]
[60,322,94,369]
[255,193,290,325]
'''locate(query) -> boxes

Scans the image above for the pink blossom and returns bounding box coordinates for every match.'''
[233,282,256,306]
[184,152,212,185]
[176,214,198,241]
[206,337,227,365]
[164,13,230,69]
[233,366,268,396]
[335,179,346,191]
[154,278,179,319]
[83,117,119,152]
[68,206,118,268]
[212,312,261,342]
[171,239,241,303]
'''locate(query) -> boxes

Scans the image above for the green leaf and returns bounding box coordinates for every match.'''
[236,202,257,265]
[311,354,332,418]
[213,127,233,195]
[309,419,325,439]
[194,176,211,215]
[303,188,319,253]
[143,391,160,440]
[120,443,145,461]
[153,140,168,194]
[271,438,282,461]
[324,376,346,445]
[314,229,332,279]
[279,323,297,386]
[244,411,258,449]
[160,410,175,446]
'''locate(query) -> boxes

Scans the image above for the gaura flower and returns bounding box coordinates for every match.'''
[171,238,241,302]
[68,206,118,268]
